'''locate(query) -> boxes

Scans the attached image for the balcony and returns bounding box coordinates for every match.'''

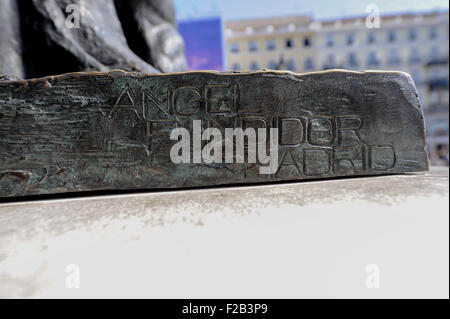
[427,58,449,66]
[428,78,449,90]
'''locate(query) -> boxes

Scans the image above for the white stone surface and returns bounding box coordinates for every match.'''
[0,168,448,298]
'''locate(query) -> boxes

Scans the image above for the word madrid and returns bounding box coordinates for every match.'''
[170,120,279,175]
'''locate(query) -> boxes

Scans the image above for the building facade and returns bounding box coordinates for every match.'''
[224,11,449,163]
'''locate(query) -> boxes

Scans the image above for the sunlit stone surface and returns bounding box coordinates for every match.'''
[0,167,447,298]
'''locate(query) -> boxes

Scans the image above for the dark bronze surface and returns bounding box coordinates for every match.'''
[0,70,428,197]
[0,0,187,79]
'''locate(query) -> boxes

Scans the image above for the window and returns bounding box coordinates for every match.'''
[248,41,258,52]
[285,38,294,49]
[387,30,396,42]
[387,49,401,66]
[430,91,440,104]
[230,42,240,53]
[367,32,376,44]
[249,61,260,70]
[367,51,380,66]
[304,37,312,47]
[287,59,297,71]
[430,67,441,80]
[428,119,449,137]
[347,34,355,46]
[266,39,276,51]
[411,69,422,84]
[409,47,421,63]
[231,63,241,71]
[267,60,277,70]
[347,52,359,67]
[323,54,337,69]
[429,46,440,62]
[325,34,335,47]
[429,27,438,40]
[304,58,315,70]
[408,28,418,41]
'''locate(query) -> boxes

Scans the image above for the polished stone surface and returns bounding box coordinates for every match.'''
[0,168,448,298]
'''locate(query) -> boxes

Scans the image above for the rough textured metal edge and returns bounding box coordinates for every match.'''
[0,70,429,197]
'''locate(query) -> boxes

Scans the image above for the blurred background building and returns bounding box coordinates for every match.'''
[224,11,449,162]
[176,1,449,164]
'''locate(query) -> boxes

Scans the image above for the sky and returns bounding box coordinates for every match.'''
[175,0,450,21]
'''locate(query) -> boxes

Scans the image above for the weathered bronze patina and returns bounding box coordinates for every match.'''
[0,70,428,197]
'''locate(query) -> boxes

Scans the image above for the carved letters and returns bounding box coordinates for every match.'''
[110,82,397,178]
